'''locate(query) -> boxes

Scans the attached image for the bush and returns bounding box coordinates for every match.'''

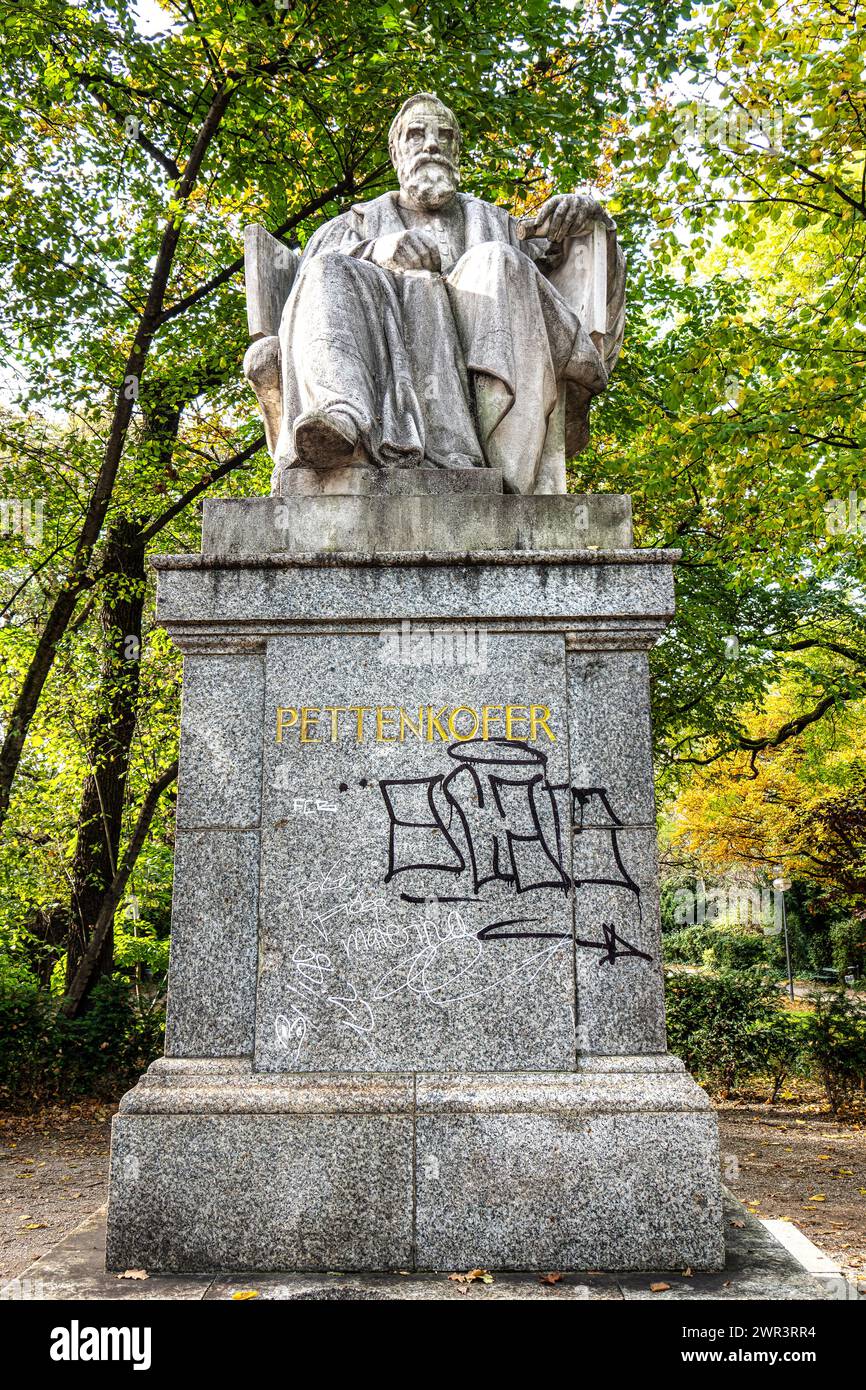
[663,922,769,970]
[664,967,779,1096]
[751,1012,811,1103]
[701,929,767,972]
[829,917,866,982]
[801,990,866,1115]
[663,924,717,963]
[0,968,164,1107]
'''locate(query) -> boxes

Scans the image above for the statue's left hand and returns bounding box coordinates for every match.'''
[518,193,614,244]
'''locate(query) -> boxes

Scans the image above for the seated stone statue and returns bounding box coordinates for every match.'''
[244,92,625,496]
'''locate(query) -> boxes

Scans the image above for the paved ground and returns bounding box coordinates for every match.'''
[1,1091,863,1294]
[0,1198,831,1300]
[0,1100,112,1283]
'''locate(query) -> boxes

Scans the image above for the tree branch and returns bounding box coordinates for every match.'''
[59,760,179,1019]
[156,162,389,325]
[139,435,266,545]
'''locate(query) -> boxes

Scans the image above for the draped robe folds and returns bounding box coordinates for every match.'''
[272,191,615,495]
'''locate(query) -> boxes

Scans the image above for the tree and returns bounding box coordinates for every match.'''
[0,0,685,1004]
[571,0,866,781]
[669,676,866,953]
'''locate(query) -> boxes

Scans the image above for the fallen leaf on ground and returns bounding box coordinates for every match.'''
[540,1272,562,1284]
[650,1282,670,1293]
[730,1219,745,1228]
[231,1290,259,1300]
[117,1269,149,1281]
[449,1268,494,1285]
[23,1222,46,1230]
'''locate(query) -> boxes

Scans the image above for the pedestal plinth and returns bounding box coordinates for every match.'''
[105,471,724,1272]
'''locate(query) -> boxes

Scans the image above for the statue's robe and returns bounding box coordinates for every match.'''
[272,191,617,494]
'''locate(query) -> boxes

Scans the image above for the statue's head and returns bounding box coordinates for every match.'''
[388,93,461,210]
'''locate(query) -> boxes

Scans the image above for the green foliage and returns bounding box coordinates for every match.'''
[801,990,866,1115]
[0,958,164,1106]
[663,923,719,962]
[829,916,866,982]
[664,967,779,1096]
[664,968,866,1110]
[0,0,688,1011]
[0,1,865,1072]
[663,922,769,970]
[701,930,768,972]
[751,1012,811,1104]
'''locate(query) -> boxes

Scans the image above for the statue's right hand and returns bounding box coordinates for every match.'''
[370,228,441,273]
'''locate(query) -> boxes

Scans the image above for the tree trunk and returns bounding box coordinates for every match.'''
[64,517,146,998]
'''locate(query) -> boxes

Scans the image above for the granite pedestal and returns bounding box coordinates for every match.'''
[106,467,724,1272]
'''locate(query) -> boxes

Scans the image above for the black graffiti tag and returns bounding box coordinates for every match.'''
[374,738,650,965]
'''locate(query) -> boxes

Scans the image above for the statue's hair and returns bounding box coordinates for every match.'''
[388,92,461,164]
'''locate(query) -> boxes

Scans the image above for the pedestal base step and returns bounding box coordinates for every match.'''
[7,1197,829,1301]
[106,1058,724,1273]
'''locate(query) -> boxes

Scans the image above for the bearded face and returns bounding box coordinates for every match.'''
[393,102,460,210]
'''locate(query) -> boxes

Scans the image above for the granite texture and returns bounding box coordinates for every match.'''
[105,1060,723,1272]
[164,831,259,1057]
[202,494,633,557]
[11,1195,828,1299]
[106,1113,414,1272]
[415,1109,723,1270]
[103,495,716,1274]
[119,1058,711,1116]
[122,1059,415,1114]
[155,556,676,638]
[414,1067,708,1113]
[175,651,264,830]
[204,1271,625,1299]
[616,1193,831,1302]
[572,827,667,1055]
[576,1052,683,1073]
[4,1208,213,1302]
[565,648,656,826]
[255,632,577,1072]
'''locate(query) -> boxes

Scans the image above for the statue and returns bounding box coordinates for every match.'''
[244,93,625,496]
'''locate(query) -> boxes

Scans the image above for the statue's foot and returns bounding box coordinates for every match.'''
[293,410,358,468]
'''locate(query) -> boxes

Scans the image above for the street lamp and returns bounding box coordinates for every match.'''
[772,876,795,1001]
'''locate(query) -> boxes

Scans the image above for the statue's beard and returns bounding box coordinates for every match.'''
[398,155,459,210]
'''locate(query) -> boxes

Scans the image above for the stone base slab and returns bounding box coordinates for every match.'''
[105,1057,724,1273]
[200,492,633,557]
[277,465,504,497]
[9,1197,829,1301]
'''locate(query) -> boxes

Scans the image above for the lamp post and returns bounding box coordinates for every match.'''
[772,876,795,1001]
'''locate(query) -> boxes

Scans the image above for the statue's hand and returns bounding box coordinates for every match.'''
[518,193,614,244]
[370,228,442,273]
